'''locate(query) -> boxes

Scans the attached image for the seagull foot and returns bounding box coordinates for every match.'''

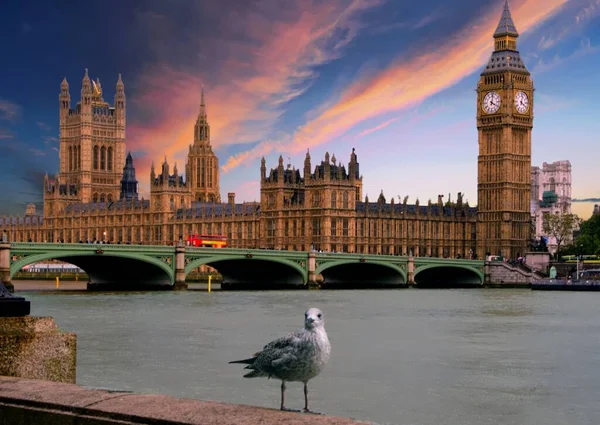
[281,407,301,413]
[303,409,323,415]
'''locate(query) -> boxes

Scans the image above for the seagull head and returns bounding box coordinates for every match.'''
[304,307,324,330]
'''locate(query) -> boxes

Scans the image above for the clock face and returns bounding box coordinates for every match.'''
[514,91,529,114]
[482,91,501,114]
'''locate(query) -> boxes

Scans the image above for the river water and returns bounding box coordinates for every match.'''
[21,287,600,425]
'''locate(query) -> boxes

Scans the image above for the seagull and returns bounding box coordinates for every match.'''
[229,307,331,413]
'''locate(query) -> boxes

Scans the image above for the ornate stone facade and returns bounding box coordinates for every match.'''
[531,160,572,214]
[0,2,530,260]
[186,88,221,203]
[531,160,573,252]
[45,69,126,217]
[476,0,533,259]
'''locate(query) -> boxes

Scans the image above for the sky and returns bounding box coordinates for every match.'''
[0,0,599,218]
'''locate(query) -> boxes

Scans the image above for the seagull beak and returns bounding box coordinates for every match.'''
[306,317,315,324]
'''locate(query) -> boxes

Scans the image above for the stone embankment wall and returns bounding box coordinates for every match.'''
[0,377,373,425]
[486,261,544,287]
[0,317,76,384]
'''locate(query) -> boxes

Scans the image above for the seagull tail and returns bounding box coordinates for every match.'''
[229,357,256,365]
[243,369,265,378]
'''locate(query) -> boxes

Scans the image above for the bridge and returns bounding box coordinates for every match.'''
[0,242,486,290]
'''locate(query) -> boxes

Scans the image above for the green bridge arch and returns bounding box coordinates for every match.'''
[413,263,484,284]
[316,259,407,284]
[10,250,175,284]
[185,254,308,284]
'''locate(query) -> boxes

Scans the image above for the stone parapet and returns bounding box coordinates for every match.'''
[0,317,76,384]
[486,261,543,286]
[0,376,373,425]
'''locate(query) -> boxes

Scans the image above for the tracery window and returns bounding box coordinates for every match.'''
[107,147,113,171]
[100,147,106,170]
[93,146,99,170]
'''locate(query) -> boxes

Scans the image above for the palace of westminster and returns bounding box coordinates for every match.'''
[2,2,543,260]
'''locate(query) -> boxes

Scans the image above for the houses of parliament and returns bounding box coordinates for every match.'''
[0,1,533,260]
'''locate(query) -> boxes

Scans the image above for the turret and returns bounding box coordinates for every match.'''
[278,155,284,183]
[304,149,311,179]
[349,147,358,180]
[162,156,169,185]
[59,77,70,120]
[120,152,139,201]
[81,68,92,112]
[193,86,210,145]
[323,152,330,181]
[173,162,179,183]
[261,157,266,180]
[150,161,156,182]
[115,73,126,138]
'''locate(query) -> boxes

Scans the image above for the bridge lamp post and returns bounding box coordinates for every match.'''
[103,231,106,243]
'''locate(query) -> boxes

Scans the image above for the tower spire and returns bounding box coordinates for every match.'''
[494,0,518,38]
[482,0,527,73]
[199,85,206,118]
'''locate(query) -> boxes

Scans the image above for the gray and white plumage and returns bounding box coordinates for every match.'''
[229,307,331,412]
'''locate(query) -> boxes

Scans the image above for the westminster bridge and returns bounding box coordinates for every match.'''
[0,242,488,290]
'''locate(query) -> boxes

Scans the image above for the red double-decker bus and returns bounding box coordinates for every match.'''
[187,234,228,248]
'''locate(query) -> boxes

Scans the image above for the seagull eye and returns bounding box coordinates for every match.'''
[318,314,322,319]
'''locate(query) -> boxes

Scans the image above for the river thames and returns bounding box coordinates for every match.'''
[18,285,600,425]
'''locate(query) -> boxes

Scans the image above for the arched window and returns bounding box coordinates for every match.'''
[107,193,113,202]
[107,147,113,171]
[331,191,337,209]
[181,196,184,207]
[100,193,105,203]
[68,146,73,171]
[549,177,556,192]
[92,193,99,203]
[343,191,349,209]
[170,196,175,210]
[93,146,99,170]
[100,147,106,170]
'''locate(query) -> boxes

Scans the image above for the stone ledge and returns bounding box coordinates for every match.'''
[0,377,373,425]
[0,317,76,384]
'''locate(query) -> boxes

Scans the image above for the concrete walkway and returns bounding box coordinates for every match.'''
[0,376,374,425]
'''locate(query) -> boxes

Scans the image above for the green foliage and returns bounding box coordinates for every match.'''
[542,213,581,255]
[563,214,600,255]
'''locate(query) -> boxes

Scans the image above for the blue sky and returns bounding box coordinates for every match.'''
[0,0,599,217]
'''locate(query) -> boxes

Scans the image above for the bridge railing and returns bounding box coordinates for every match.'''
[10,242,174,252]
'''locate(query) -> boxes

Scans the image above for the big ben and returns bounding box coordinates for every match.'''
[476,0,533,260]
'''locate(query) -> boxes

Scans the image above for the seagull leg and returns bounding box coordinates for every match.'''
[280,381,300,412]
[303,382,322,415]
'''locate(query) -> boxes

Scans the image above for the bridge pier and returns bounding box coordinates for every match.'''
[0,243,14,293]
[306,252,322,288]
[407,254,415,286]
[173,246,187,290]
[484,261,491,285]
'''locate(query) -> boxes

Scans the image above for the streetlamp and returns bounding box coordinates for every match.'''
[103,231,107,244]
[576,244,584,280]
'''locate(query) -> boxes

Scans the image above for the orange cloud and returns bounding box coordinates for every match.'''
[222,0,568,171]
[128,0,383,195]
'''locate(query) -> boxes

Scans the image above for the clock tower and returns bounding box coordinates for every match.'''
[476,0,533,260]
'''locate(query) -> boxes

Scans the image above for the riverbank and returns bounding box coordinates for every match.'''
[0,376,372,425]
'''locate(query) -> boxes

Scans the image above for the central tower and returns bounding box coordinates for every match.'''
[186,87,221,202]
[476,0,534,259]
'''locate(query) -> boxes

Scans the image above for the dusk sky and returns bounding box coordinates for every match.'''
[1,0,599,217]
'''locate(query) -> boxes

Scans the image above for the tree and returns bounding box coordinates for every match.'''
[575,214,600,255]
[542,213,581,257]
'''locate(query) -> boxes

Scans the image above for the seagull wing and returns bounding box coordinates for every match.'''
[248,331,306,376]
